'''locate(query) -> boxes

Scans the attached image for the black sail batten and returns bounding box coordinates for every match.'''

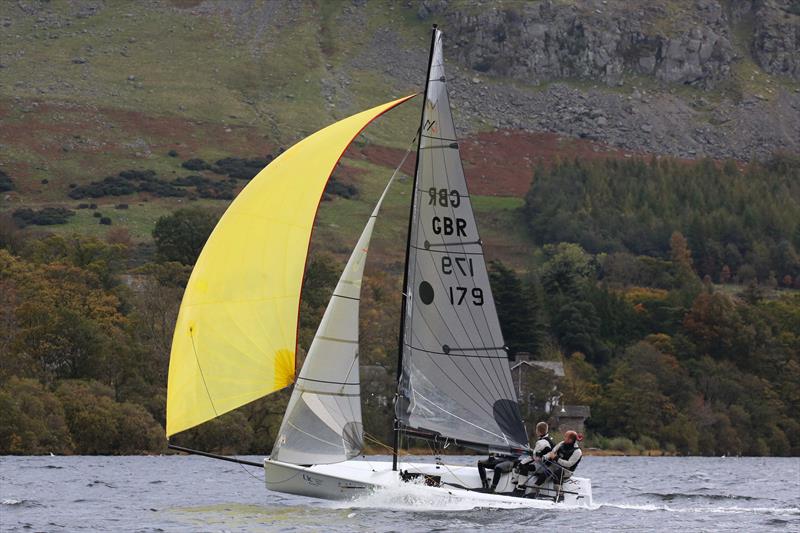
[394,27,529,455]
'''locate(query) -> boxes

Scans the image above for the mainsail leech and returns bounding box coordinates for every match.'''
[166,95,414,438]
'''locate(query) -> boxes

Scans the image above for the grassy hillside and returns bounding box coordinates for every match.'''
[3,0,796,269]
[0,0,538,267]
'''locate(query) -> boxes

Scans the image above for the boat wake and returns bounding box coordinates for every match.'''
[338,481,799,517]
[595,501,800,516]
[639,490,760,501]
[1,498,42,508]
[328,481,575,512]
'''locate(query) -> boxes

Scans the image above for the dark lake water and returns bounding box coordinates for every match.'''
[1,455,798,532]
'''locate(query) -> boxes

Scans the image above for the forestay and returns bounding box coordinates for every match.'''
[271,177,396,465]
[396,29,528,451]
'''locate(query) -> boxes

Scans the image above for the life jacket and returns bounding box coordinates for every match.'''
[534,433,554,457]
[556,441,582,472]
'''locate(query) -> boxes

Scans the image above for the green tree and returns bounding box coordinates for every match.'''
[0,377,72,454]
[152,208,219,265]
[561,352,600,406]
[170,409,254,455]
[540,243,595,298]
[683,293,754,363]
[552,301,609,365]
[669,231,693,270]
[55,380,164,454]
[489,260,545,356]
[593,342,681,441]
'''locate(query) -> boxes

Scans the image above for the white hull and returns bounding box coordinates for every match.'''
[264,458,592,507]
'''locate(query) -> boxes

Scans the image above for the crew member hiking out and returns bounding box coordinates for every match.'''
[516,422,553,477]
[534,430,583,490]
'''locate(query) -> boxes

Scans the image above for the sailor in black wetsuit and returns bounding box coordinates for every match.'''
[477,452,516,492]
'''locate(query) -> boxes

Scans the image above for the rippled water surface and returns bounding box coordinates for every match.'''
[1,455,798,531]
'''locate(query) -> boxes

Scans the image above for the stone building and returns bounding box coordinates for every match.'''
[554,405,591,434]
[510,352,591,433]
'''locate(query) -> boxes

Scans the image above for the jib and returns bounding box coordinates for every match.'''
[432,216,467,236]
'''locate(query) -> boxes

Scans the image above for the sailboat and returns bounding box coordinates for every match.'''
[166,26,592,507]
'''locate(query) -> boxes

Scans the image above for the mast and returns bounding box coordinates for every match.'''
[393,24,439,472]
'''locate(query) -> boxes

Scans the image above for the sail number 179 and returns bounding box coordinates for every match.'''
[442,256,474,276]
[448,286,484,306]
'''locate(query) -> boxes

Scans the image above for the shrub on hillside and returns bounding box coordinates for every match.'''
[173,175,236,199]
[182,158,211,171]
[137,180,183,197]
[69,176,137,199]
[119,169,156,181]
[323,177,358,200]
[172,175,207,187]
[12,207,75,228]
[212,157,269,180]
[69,169,186,199]
[0,170,15,192]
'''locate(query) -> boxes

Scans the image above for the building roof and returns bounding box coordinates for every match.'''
[556,405,591,418]
[510,360,565,377]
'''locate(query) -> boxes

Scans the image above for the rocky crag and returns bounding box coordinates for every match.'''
[407,0,800,159]
[422,0,799,87]
[0,0,798,175]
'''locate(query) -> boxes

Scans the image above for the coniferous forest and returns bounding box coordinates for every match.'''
[1,155,798,457]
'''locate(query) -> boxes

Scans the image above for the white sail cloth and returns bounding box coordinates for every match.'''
[396,29,528,451]
[271,178,395,465]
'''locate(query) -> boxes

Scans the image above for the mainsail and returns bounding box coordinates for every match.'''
[166,95,414,438]
[396,29,528,451]
[271,176,398,465]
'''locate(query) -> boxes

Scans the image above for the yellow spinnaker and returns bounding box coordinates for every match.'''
[166,95,415,437]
